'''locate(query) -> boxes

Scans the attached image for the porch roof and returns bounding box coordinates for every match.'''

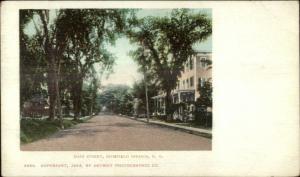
[152,89,195,99]
[172,89,195,95]
[151,94,166,99]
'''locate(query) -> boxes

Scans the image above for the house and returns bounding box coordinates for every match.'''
[22,95,49,118]
[152,51,212,120]
[21,94,73,118]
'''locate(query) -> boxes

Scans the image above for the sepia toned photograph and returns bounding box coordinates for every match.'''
[19,8,212,151]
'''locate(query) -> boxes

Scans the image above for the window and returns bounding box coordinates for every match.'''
[200,57,206,68]
[198,77,205,88]
[190,76,194,87]
[186,79,189,88]
[182,80,185,89]
[197,56,201,61]
[186,62,189,71]
[189,58,193,70]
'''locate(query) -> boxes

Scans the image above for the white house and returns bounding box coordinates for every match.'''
[152,51,212,120]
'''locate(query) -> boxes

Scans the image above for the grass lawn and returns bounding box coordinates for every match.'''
[20,117,89,144]
[153,117,212,130]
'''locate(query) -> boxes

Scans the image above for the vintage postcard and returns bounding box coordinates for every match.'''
[1,1,299,176]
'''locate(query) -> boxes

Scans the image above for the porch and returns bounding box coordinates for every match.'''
[151,90,196,121]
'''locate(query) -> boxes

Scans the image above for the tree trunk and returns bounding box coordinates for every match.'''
[144,72,150,123]
[73,78,83,120]
[165,88,173,121]
[38,10,55,121]
[47,55,57,120]
[47,56,63,126]
[47,71,56,120]
[90,99,93,116]
[56,62,63,128]
[90,83,95,116]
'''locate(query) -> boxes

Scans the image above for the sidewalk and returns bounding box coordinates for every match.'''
[121,115,212,139]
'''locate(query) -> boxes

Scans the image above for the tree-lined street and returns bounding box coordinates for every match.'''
[20,9,213,148]
[21,114,211,151]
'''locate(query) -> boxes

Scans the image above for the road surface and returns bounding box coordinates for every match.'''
[21,114,211,151]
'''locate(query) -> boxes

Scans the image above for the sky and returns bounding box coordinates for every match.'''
[24,9,212,88]
[102,37,141,86]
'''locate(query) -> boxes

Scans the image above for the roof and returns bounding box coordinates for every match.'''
[192,37,212,53]
[172,89,195,94]
[151,94,166,99]
[152,89,195,99]
[195,50,212,54]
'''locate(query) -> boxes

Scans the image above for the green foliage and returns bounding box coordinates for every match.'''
[20,119,82,144]
[20,36,48,105]
[194,81,212,126]
[81,73,100,116]
[196,81,212,108]
[20,116,91,144]
[98,84,134,115]
[56,9,133,118]
[20,11,47,105]
[127,9,212,117]
[20,9,135,119]
[131,80,158,114]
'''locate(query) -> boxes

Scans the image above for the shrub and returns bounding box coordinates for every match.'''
[20,118,84,144]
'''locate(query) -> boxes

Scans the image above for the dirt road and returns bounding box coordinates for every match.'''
[21,114,211,151]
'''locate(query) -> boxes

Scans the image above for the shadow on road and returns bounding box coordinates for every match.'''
[48,116,145,139]
[50,128,112,139]
[95,122,144,128]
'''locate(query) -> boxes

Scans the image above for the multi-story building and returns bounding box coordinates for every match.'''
[152,51,212,119]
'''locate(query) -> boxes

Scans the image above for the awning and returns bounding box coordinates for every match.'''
[172,89,195,95]
[151,94,166,99]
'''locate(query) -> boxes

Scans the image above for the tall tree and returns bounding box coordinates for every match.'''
[20,10,47,106]
[21,9,134,122]
[20,10,67,124]
[127,9,212,119]
[86,66,101,116]
[58,9,130,119]
[33,10,69,125]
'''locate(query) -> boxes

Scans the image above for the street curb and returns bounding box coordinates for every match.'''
[119,114,212,139]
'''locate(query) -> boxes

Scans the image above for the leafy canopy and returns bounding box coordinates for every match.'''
[128,9,212,91]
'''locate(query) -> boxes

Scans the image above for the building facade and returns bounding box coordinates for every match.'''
[152,52,212,120]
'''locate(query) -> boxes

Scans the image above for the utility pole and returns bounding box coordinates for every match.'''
[142,40,150,123]
[144,68,150,123]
